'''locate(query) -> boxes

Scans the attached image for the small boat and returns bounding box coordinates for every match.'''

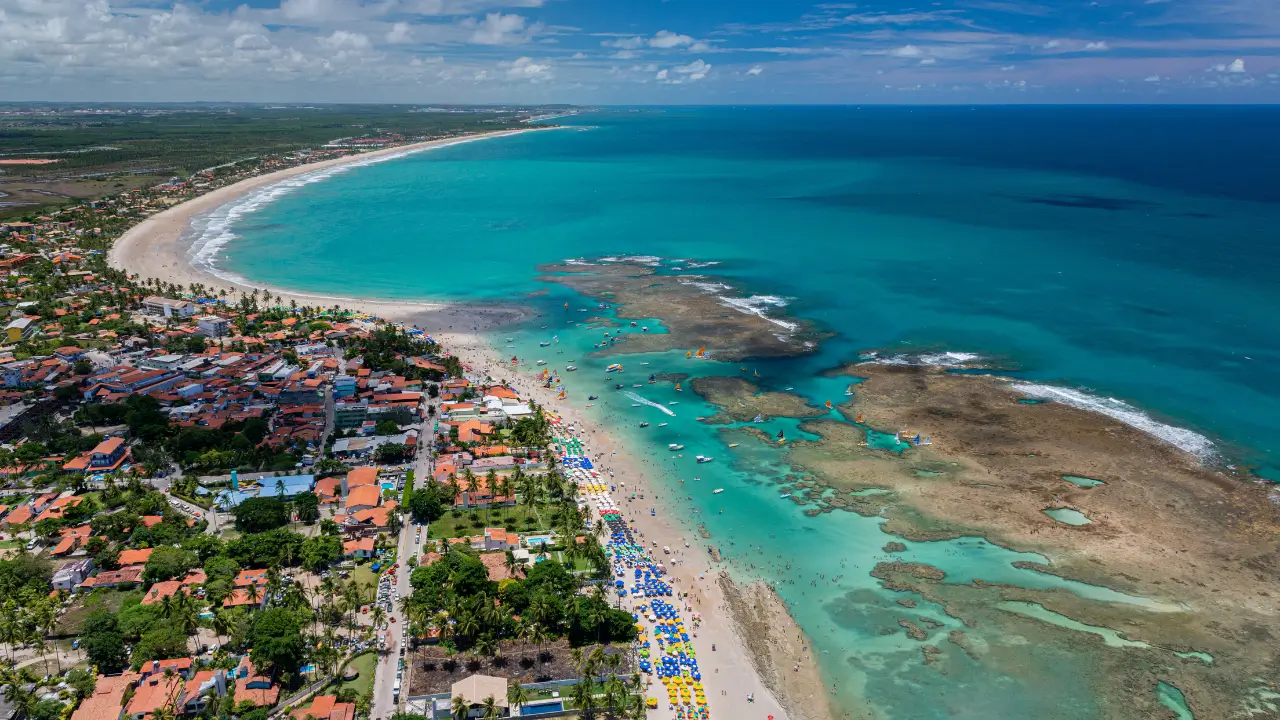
[658,422,668,427]
[535,360,547,366]
[631,403,641,407]
[566,365,578,371]
[856,411,863,423]
[713,488,724,494]
[753,414,764,423]
[605,363,623,373]
[753,369,760,378]
[648,374,656,383]
[696,455,714,463]
[615,384,624,390]
[669,444,684,451]
[640,422,650,428]
[585,403,594,407]
[668,401,679,405]
[641,362,650,365]
[505,338,513,342]
[779,493,792,499]
[630,321,638,327]
[539,341,551,347]
[642,326,649,332]
[588,395,599,400]
[632,384,642,388]
[674,382,682,392]
[728,443,739,448]
[824,400,833,409]
[845,384,855,396]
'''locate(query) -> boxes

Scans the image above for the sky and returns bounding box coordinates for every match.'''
[1,0,1278,103]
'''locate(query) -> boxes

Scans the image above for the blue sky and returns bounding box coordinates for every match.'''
[1,0,1277,102]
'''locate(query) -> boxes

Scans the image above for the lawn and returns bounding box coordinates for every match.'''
[427,505,547,540]
[336,652,377,696]
[349,564,378,590]
[57,588,142,635]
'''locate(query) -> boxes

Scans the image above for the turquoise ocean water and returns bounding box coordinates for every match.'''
[195,107,1280,717]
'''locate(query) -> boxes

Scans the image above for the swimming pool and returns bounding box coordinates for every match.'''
[519,701,564,716]
[525,534,555,547]
[381,482,396,490]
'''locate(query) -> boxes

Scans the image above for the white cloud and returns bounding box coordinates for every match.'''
[386,22,412,44]
[1043,39,1061,49]
[465,13,540,45]
[1084,41,1109,51]
[650,30,695,48]
[320,30,371,50]
[1144,74,1161,82]
[889,44,923,57]
[675,58,710,80]
[1229,58,1246,73]
[1000,65,1015,71]
[503,56,552,81]
[655,68,668,80]
[746,65,763,75]
[603,36,644,50]
[570,51,587,59]
[610,50,639,60]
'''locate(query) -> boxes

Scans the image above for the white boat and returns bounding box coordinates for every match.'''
[658,422,668,427]
[631,403,641,407]
[668,401,679,405]
[641,362,650,365]
[565,365,578,371]
[728,443,739,448]
[669,443,684,450]
[779,493,792,499]
[639,422,650,428]
[539,341,551,347]
[535,360,547,366]
[632,384,642,388]
[713,488,724,494]
[696,455,714,464]
[605,363,623,373]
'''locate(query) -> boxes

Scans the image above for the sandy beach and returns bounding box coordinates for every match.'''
[107,129,834,720]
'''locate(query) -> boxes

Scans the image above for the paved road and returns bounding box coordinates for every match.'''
[369,405,435,720]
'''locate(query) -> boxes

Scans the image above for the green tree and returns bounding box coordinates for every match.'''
[144,546,197,583]
[293,491,320,524]
[247,608,306,675]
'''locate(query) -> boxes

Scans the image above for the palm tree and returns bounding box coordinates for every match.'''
[212,610,234,649]
[480,696,501,720]
[507,681,528,716]
[450,695,470,720]
[244,582,262,607]
[571,680,597,719]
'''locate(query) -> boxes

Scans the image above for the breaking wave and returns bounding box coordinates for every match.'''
[1009,382,1217,461]
[861,351,984,367]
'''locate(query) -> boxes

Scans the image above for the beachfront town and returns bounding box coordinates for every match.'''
[0,145,718,720]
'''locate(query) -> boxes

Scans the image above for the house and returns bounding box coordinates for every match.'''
[483,527,519,552]
[117,547,154,567]
[341,466,378,495]
[180,670,226,715]
[125,673,183,720]
[450,675,510,718]
[141,580,185,605]
[344,485,381,514]
[479,553,516,582]
[5,317,35,343]
[70,672,139,720]
[80,566,143,589]
[196,315,231,338]
[141,296,195,318]
[52,558,95,591]
[290,695,355,720]
[63,436,131,473]
[35,495,83,523]
[232,657,279,708]
[343,537,375,559]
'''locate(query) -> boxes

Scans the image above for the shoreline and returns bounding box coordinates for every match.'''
[106,125,828,720]
[108,126,554,333]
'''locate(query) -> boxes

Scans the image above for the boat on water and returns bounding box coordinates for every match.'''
[658,422,668,427]
[674,382,682,391]
[728,443,739,448]
[669,443,684,451]
[539,341,551,347]
[845,384,855,396]
[630,321,638,327]
[639,422,650,428]
[642,326,649,332]
[696,455,714,463]
[631,403,641,407]
[535,360,547,366]
[566,365,578,371]
[779,493,792,499]
[605,363,623,373]
[615,384,625,390]
[505,338,513,342]
[713,488,724,494]
[668,401,679,405]
[588,395,599,400]
[648,374,656,384]
[632,384,642,388]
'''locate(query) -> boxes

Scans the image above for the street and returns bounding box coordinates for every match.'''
[368,406,435,720]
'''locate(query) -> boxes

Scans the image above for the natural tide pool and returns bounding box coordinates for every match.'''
[1044,508,1093,525]
[1062,475,1106,488]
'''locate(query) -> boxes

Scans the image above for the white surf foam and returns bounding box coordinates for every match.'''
[862,351,983,367]
[600,255,663,266]
[623,391,676,416]
[717,295,799,331]
[1008,382,1216,461]
[187,134,524,280]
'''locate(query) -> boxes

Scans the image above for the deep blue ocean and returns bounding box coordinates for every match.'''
[196,106,1280,717]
